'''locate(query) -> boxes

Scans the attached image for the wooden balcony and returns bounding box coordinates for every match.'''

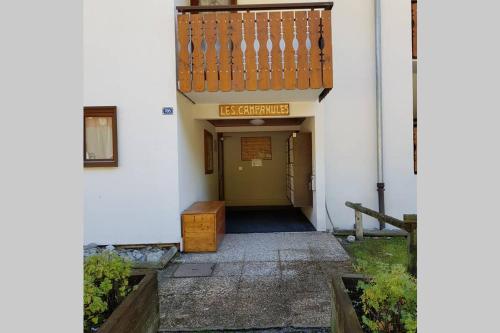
[176,2,333,96]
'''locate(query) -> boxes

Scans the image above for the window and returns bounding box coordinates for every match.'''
[190,0,237,6]
[84,106,118,167]
[412,1,417,59]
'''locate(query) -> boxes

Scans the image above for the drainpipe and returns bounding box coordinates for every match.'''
[375,0,385,229]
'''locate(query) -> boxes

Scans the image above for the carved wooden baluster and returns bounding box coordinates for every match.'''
[218,13,232,92]
[321,10,333,88]
[308,10,322,88]
[295,11,309,90]
[269,12,283,90]
[177,14,191,92]
[191,14,205,92]
[204,13,218,92]
[282,11,296,89]
[256,12,270,90]
[231,12,244,91]
[243,12,257,91]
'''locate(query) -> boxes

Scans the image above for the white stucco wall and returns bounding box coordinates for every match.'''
[83,0,416,244]
[300,117,315,227]
[380,0,417,221]
[300,114,327,232]
[83,0,181,244]
[177,93,219,211]
[323,0,416,230]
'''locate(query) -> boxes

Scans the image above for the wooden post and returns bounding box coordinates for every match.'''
[355,204,363,240]
[404,214,417,276]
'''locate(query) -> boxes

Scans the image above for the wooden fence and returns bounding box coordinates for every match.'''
[345,201,417,276]
[176,3,333,93]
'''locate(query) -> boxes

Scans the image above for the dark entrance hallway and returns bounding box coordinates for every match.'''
[225,206,316,233]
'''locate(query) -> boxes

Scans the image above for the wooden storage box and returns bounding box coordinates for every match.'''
[181,201,225,253]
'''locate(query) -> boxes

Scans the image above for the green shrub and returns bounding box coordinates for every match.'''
[357,263,417,333]
[84,251,132,332]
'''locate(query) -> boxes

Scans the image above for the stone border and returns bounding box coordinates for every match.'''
[131,246,177,269]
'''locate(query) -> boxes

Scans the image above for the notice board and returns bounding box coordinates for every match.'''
[241,137,272,161]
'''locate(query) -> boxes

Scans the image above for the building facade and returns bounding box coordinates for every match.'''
[84,0,416,245]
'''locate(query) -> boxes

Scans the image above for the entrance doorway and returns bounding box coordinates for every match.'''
[214,126,314,233]
[225,206,315,233]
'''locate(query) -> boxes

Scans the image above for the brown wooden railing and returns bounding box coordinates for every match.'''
[176,2,333,93]
[345,201,417,276]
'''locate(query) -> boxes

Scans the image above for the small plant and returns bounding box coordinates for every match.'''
[357,263,417,333]
[84,251,132,332]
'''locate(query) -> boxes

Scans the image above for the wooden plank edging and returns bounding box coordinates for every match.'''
[98,271,159,333]
[331,275,365,333]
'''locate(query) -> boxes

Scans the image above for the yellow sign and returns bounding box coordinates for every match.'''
[219,103,289,117]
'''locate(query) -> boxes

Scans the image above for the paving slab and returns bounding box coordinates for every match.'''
[279,248,311,261]
[288,291,332,327]
[243,261,280,276]
[238,275,282,293]
[172,263,215,277]
[283,261,332,291]
[233,290,290,329]
[212,262,244,276]
[174,232,350,263]
[159,232,352,331]
[158,276,199,296]
[189,276,240,298]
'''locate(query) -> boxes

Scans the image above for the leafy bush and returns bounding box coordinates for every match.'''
[84,251,132,332]
[357,263,417,333]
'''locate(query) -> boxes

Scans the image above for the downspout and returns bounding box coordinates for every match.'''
[375,0,385,229]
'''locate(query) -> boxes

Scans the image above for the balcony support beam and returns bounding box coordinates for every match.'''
[176,2,333,13]
[318,88,332,102]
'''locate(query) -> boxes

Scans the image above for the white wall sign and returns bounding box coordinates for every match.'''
[251,159,263,167]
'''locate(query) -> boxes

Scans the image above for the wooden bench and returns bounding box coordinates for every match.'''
[181,201,225,253]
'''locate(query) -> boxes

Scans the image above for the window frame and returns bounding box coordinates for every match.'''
[83,106,118,167]
[190,0,237,6]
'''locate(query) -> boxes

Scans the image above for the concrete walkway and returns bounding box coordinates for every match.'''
[158,232,352,332]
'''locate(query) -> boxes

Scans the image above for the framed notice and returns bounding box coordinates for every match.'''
[204,130,214,174]
[241,137,272,161]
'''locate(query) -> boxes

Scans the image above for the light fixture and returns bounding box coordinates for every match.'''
[249,118,265,126]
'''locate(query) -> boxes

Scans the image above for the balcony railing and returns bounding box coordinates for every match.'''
[176,2,333,94]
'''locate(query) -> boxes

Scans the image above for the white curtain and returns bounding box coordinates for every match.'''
[85,117,113,159]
